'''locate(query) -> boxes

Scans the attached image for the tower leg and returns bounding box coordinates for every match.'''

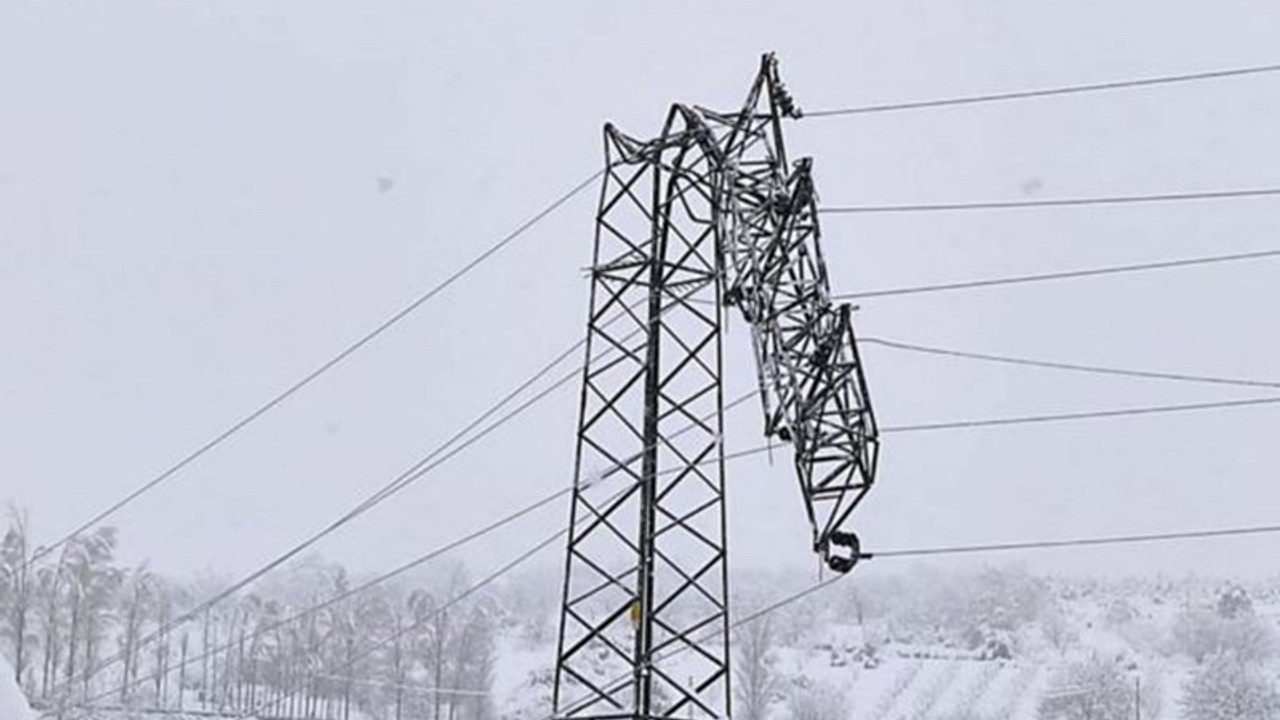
[552,115,730,720]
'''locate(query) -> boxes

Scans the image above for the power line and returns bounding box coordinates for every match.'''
[71,280,724,694]
[68,286,679,692]
[67,311,595,693]
[79,376,759,710]
[884,395,1280,434]
[871,523,1280,559]
[833,248,1280,300]
[668,521,1280,658]
[87,386,761,704]
[819,187,1280,215]
[563,392,1280,714]
[725,523,1280,627]
[32,169,603,568]
[640,520,1280,682]
[174,276,1277,711]
[804,61,1280,118]
[249,529,564,719]
[83,348,753,706]
[532,485,1280,719]
[719,394,1280,464]
[862,337,1280,391]
[71,352,585,692]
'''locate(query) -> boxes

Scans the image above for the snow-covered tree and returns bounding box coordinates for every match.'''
[64,529,120,697]
[1041,602,1078,656]
[1217,584,1253,620]
[1037,655,1134,720]
[450,601,496,720]
[35,545,69,699]
[1181,652,1279,720]
[1172,607,1273,664]
[786,679,847,720]
[968,565,1049,633]
[386,596,412,720]
[116,565,154,703]
[0,506,36,689]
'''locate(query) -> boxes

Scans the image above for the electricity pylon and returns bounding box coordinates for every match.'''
[553,54,879,720]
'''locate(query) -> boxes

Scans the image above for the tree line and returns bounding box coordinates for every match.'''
[0,506,498,720]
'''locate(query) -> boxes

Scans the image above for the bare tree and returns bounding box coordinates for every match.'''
[734,616,779,720]
[61,528,118,699]
[0,506,35,689]
[408,586,449,720]
[451,602,496,720]
[117,566,154,703]
[151,583,173,705]
[36,546,70,699]
[199,607,212,708]
[74,535,121,698]
[177,631,189,711]
[388,600,410,720]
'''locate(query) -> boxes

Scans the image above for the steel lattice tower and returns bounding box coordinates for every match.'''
[553,54,879,720]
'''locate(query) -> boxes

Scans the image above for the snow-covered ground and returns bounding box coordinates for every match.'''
[487,575,1280,720]
[0,657,36,720]
[11,572,1278,719]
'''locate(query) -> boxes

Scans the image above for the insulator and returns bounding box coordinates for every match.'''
[792,179,813,209]
[773,82,802,119]
[771,192,791,216]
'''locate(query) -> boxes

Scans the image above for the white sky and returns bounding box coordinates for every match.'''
[3,1,1280,586]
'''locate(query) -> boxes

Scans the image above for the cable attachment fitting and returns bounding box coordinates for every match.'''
[579,466,608,491]
[819,531,866,574]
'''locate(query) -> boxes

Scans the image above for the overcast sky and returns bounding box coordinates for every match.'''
[3,1,1280,587]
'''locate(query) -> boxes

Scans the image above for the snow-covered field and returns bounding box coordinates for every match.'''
[491,638,1056,719]
[11,569,1280,719]
[484,572,1280,720]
